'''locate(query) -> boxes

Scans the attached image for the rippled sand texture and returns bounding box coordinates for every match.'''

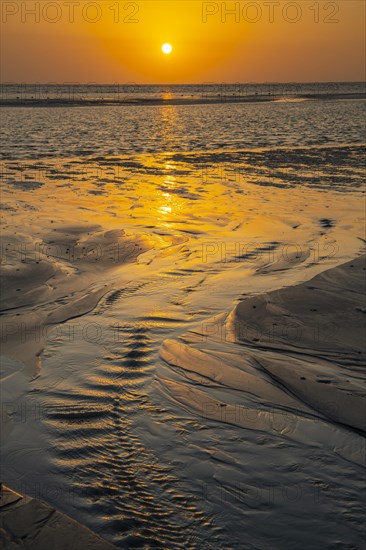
[1,144,365,548]
[160,255,365,466]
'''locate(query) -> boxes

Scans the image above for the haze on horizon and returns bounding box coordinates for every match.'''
[1,0,365,84]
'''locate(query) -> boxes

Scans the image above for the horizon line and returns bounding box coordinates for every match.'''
[1,80,365,86]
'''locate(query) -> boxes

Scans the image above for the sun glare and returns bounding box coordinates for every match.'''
[162,43,173,55]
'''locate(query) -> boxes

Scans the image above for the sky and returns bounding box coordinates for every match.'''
[1,0,365,83]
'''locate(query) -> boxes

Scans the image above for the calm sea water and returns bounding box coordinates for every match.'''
[0,92,365,162]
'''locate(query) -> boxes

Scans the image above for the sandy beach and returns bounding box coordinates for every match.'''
[1,116,365,546]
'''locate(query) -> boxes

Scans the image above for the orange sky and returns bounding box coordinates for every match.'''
[1,1,365,83]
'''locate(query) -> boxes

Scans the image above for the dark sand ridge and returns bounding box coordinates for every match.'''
[0,485,117,549]
[160,255,366,467]
[1,92,365,108]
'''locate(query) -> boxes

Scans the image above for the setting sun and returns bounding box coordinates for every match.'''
[162,43,173,55]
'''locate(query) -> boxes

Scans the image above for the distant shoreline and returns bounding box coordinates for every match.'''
[1,92,365,108]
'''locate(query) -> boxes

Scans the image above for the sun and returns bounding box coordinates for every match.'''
[161,43,173,55]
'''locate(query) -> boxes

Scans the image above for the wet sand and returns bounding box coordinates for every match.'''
[0,485,117,549]
[160,255,366,466]
[1,149,365,547]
